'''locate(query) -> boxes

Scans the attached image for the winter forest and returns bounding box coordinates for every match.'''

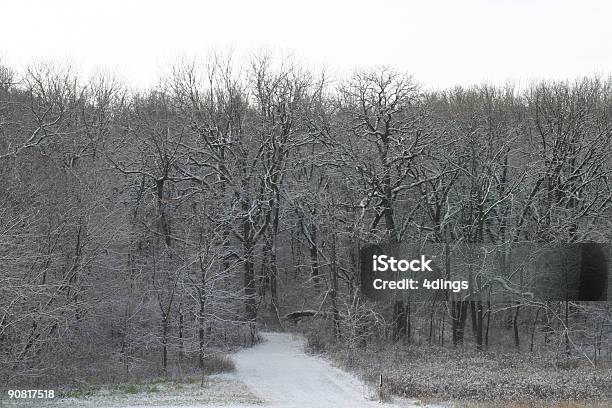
[1,53,611,403]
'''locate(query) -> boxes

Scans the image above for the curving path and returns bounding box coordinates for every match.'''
[232,332,428,408]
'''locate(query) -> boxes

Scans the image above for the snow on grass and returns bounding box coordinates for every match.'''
[322,341,612,404]
[0,374,265,408]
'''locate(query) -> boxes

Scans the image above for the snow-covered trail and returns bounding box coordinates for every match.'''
[24,332,436,408]
[232,332,421,408]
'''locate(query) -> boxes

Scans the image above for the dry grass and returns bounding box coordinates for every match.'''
[201,353,236,374]
[321,341,612,404]
[0,375,263,407]
[454,402,612,408]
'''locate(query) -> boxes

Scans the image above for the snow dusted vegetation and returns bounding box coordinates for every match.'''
[1,375,263,408]
[2,333,440,407]
[1,43,612,408]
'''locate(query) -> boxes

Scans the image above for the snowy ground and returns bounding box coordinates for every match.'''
[232,331,432,408]
[0,376,263,408]
[1,332,441,407]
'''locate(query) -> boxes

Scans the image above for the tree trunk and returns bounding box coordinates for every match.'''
[309,224,320,289]
[178,299,184,361]
[269,195,280,308]
[161,318,168,373]
[393,301,407,341]
[565,300,570,356]
[530,307,541,353]
[470,300,483,350]
[452,301,469,346]
[198,290,205,368]
[513,305,520,349]
[485,299,491,349]
[330,232,340,339]
[244,240,257,321]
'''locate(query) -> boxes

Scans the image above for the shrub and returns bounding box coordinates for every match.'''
[306,332,327,353]
[201,354,235,374]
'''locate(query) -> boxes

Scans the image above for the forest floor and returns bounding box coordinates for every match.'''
[1,332,433,407]
[6,331,607,407]
[316,337,612,407]
[0,375,264,407]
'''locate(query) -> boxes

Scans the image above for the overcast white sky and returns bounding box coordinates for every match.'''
[1,0,611,90]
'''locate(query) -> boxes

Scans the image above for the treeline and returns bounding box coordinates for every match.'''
[1,55,611,385]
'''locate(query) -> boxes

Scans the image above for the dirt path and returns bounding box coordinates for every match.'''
[232,332,427,408]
